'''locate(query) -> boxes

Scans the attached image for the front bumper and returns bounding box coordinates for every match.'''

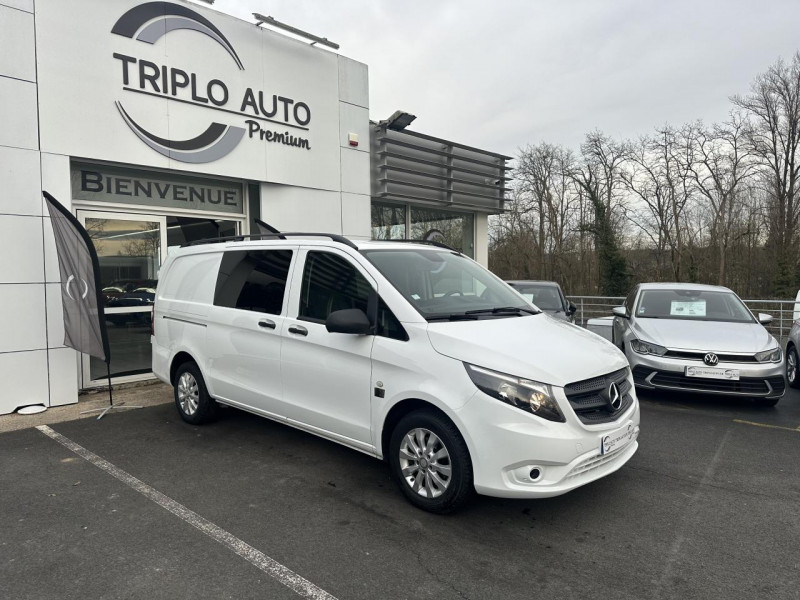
[629,352,786,398]
[458,380,640,499]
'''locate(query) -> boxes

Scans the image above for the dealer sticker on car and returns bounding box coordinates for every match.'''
[601,422,640,455]
[685,366,740,380]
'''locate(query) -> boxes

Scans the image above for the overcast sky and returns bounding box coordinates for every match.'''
[205,0,800,158]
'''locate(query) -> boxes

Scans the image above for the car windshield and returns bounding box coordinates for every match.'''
[362,249,536,320]
[509,284,564,311]
[635,289,754,323]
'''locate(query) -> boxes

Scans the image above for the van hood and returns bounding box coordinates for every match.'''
[426,314,628,388]
[631,318,776,353]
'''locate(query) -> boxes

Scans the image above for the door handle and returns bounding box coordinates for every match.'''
[288,324,308,336]
[258,319,276,330]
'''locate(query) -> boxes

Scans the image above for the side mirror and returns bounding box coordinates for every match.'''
[612,306,628,318]
[567,302,577,316]
[326,308,372,335]
[758,313,774,325]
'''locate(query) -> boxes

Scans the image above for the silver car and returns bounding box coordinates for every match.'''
[785,320,800,389]
[506,280,576,322]
[612,283,785,406]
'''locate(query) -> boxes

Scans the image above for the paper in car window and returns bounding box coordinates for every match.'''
[670,300,706,317]
[522,293,535,301]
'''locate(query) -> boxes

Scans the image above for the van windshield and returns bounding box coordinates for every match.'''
[362,249,537,320]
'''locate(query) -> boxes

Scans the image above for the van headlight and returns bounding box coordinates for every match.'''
[629,339,668,356]
[464,363,565,422]
[755,347,782,363]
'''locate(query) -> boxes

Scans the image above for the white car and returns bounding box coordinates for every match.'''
[152,234,639,513]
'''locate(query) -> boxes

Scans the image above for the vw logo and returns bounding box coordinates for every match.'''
[607,381,622,411]
[704,353,719,366]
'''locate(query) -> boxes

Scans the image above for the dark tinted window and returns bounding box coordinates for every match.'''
[214,250,293,314]
[377,298,408,341]
[299,252,372,322]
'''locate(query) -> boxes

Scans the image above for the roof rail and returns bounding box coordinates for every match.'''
[371,238,458,252]
[183,232,359,250]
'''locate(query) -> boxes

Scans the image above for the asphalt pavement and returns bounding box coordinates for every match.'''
[1,387,798,599]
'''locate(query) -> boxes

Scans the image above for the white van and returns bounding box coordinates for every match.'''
[152,234,640,513]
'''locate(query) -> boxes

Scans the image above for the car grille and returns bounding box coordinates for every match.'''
[663,350,758,363]
[633,365,785,397]
[564,367,632,424]
[565,444,633,480]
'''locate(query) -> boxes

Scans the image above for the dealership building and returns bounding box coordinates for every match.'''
[0,0,509,414]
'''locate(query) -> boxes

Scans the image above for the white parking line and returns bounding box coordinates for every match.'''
[36,425,338,600]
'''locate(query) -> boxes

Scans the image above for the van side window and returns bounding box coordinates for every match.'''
[299,251,371,322]
[214,250,293,315]
[377,298,408,341]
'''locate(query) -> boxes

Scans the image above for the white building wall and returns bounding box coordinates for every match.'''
[0,1,76,413]
[260,55,371,240]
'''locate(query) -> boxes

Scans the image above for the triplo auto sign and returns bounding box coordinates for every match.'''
[110,1,312,163]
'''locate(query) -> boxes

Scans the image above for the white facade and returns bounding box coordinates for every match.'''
[0,0,371,414]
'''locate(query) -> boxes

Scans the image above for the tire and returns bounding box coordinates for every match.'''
[388,410,473,514]
[787,345,800,389]
[754,397,780,408]
[173,361,218,425]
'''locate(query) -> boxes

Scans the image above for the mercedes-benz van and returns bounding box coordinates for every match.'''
[152,234,639,513]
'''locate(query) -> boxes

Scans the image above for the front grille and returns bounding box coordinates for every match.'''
[664,350,758,363]
[648,372,784,397]
[565,445,632,480]
[564,367,632,424]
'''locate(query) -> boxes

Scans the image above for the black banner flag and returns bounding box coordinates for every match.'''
[43,191,110,362]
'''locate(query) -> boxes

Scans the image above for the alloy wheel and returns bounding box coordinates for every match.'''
[398,428,452,498]
[789,350,797,384]
[177,372,200,416]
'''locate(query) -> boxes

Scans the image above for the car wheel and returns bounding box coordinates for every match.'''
[389,410,473,514]
[754,397,780,408]
[787,346,800,389]
[174,362,218,424]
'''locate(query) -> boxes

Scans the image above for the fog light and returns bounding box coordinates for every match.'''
[529,467,543,481]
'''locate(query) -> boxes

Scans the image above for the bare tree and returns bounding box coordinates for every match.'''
[570,132,630,295]
[733,52,800,295]
[682,114,756,285]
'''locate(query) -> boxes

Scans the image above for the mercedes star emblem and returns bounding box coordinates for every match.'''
[607,381,622,411]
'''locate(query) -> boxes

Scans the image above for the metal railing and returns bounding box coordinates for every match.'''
[567,296,799,344]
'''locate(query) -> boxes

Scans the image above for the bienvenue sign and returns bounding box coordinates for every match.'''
[71,162,244,214]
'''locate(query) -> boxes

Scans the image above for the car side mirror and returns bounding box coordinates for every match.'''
[758,313,774,325]
[326,308,372,335]
[567,302,577,316]
[612,306,628,318]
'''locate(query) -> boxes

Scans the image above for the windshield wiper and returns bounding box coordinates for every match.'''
[464,306,540,316]
[426,313,480,322]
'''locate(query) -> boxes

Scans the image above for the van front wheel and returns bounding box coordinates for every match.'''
[389,410,473,514]
[174,362,218,425]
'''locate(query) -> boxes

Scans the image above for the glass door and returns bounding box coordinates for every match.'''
[77,211,167,385]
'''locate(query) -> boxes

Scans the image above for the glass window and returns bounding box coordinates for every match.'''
[410,208,474,258]
[371,202,406,240]
[166,216,238,248]
[508,283,564,311]
[299,252,372,322]
[214,250,293,315]
[363,248,531,320]
[635,289,754,323]
[377,298,408,341]
[624,286,638,315]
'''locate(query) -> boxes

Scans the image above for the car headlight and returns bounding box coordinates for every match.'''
[755,347,782,363]
[464,363,565,422]
[629,339,667,356]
